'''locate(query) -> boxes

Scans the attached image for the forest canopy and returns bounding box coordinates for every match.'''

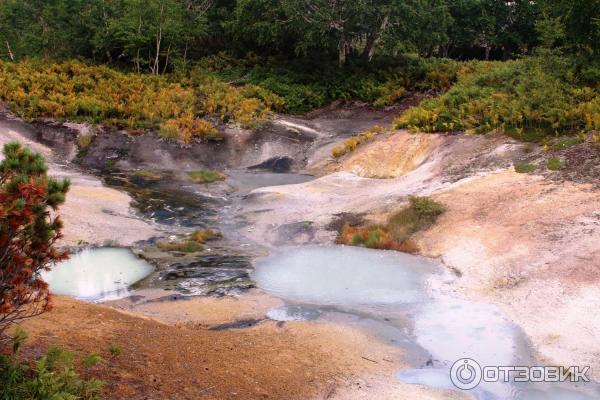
[0,0,598,70]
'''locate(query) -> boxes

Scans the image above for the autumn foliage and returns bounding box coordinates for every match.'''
[0,143,69,337]
[0,60,282,144]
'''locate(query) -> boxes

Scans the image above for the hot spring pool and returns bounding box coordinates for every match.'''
[252,245,438,306]
[42,248,153,301]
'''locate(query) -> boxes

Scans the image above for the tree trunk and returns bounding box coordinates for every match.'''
[362,15,389,62]
[182,41,189,72]
[441,44,449,58]
[152,4,164,75]
[5,41,14,61]
[135,16,142,73]
[162,44,171,74]
[484,45,491,60]
[338,34,348,67]
[135,49,140,73]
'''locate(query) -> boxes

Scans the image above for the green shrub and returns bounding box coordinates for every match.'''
[199,54,460,114]
[514,163,536,173]
[0,329,104,400]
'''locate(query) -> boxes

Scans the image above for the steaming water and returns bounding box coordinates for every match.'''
[42,248,153,301]
[253,245,598,400]
[226,171,314,192]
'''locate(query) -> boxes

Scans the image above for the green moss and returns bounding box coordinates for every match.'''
[132,170,164,180]
[187,169,226,183]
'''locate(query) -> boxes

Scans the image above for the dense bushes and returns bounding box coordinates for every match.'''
[199,53,460,113]
[1,56,596,144]
[0,60,281,143]
[394,56,600,138]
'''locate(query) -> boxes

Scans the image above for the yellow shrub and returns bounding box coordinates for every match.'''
[159,114,219,144]
[331,125,386,158]
[0,60,279,142]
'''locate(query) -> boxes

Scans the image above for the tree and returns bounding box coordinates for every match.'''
[443,0,539,60]
[0,143,70,338]
[382,0,451,58]
[538,0,600,58]
[281,0,434,66]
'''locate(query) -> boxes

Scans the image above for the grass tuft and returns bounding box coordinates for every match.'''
[514,163,536,173]
[546,157,563,171]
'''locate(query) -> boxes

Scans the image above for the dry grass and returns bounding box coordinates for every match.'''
[191,228,221,243]
[336,196,446,253]
[156,240,204,253]
[337,225,420,253]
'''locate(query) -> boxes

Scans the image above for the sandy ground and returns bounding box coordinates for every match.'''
[17,296,467,400]
[0,119,159,247]
[417,170,600,379]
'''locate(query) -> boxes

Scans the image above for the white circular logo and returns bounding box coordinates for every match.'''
[450,358,482,390]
